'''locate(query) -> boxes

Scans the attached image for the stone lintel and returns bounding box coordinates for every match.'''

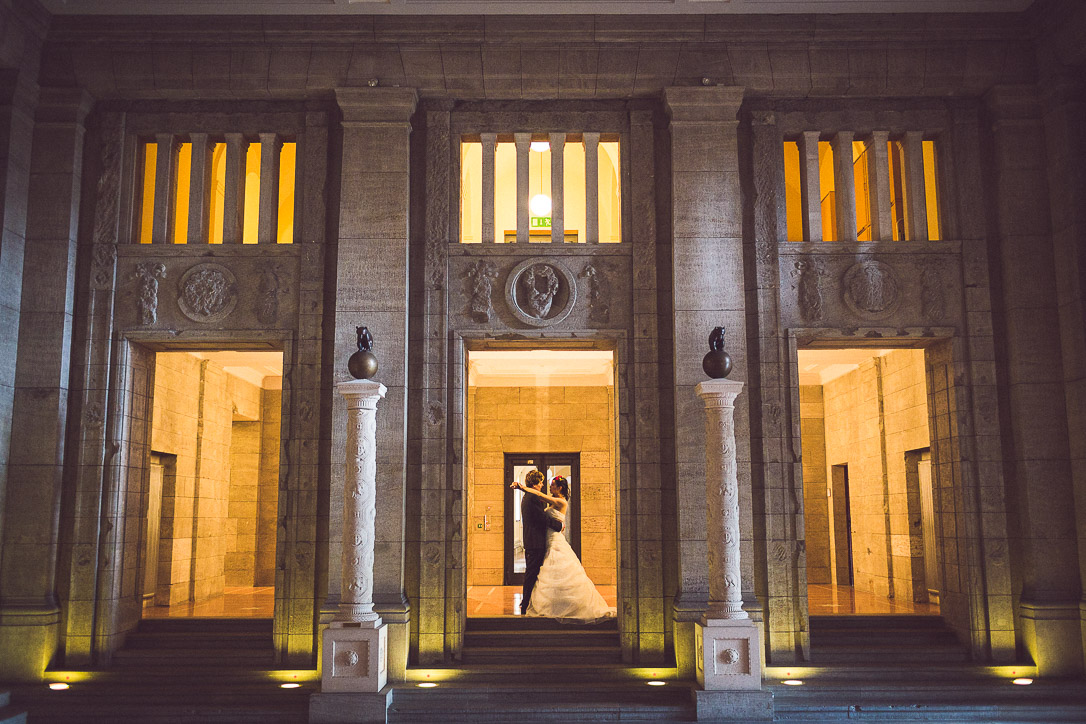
[663,86,745,125]
[335,87,419,125]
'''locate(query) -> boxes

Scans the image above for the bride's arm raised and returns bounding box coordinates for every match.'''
[512,481,564,506]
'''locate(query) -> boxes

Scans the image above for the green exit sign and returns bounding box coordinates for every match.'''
[530,216,551,228]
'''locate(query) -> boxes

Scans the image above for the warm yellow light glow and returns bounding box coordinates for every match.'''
[173,142,192,243]
[783,141,802,242]
[922,140,941,241]
[647,681,666,686]
[530,140,550,153]
[1012,678,1033,686]
[209,142,226,243]
[529,193,552,217]
[782,679,804,686]
[417,682,438,688]
[818,141,836,241]
[139,142,157,244]
[49,682,70,691]
[266,669,320,683]
[853,140,872,241]
[243,141,261,244]
[280,683,301,689]
[599,140,621,243]
[277,142,296,243]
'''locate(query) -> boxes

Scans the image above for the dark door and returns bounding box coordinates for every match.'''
[503,453,581,586]
[831,463,854,586]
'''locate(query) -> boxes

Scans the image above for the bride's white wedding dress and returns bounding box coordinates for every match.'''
[526,507,616,623]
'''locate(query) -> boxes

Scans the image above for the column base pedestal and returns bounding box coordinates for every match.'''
[696,618,763,691]
[321,622,388,693]
[309,688,391,724]
[692,688,774,721]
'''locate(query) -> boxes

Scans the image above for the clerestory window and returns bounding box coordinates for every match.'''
[136,134,297,245]
[459,133,621,244]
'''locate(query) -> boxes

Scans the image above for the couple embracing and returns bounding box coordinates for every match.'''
[513,470,616,623]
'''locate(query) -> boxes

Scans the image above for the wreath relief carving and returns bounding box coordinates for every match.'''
[842,260,900,320]
[505,259,577,327]
[177,263,238,323]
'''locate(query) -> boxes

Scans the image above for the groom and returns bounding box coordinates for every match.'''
[518,470,563,615]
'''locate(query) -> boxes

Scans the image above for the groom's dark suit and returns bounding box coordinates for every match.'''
[521,490,563,615]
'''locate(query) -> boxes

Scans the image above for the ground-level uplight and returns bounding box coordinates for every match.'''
[48,683,70,691]
[1012,678,1034,686]
[280,683,301,689]
[782,679,804,686]
[647,681,666,686]
[417,682,438,688]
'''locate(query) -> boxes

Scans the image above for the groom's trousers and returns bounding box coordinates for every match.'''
[521,547,546,614]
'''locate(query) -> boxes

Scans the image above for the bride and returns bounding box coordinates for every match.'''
[513,475,616,624]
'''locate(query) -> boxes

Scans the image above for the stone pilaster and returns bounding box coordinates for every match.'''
[986,85,1082,676]
[328,88,417,685]
[662,86,750,633]
[0,87,90,680]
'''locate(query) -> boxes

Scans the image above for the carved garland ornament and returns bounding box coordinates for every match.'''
[177,263,238,323]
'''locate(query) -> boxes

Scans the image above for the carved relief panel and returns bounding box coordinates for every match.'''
[777,244,963,330]
[115,248,300,332]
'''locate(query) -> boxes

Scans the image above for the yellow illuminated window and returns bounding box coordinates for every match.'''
[923,140,941,241]
[783,141,802,242]
[889,140,908,241]
[138,142,157,244]
[242,142,261,244]
[853,141,872,242]
[173,143,191,244]
[459,134,620,243]
[819,141,836,242]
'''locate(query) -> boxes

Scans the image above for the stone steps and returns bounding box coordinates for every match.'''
[808,615,970,665]
[769,678,1086,722]
[388,683,695,723]
[111,616,277,670]
[461,616,622,667]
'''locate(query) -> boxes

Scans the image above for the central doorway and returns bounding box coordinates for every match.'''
[504,453,581,586]
[464,349,618,617]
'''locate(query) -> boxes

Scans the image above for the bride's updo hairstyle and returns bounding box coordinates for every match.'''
[551,476,570,500]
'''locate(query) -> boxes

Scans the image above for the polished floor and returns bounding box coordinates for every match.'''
[139,582,933,619]
[141,586,274,618]
[807,583,940,615]
[467,584,618,617]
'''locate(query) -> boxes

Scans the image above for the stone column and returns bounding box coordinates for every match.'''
[693,380,770,719]
[321,380,388,694]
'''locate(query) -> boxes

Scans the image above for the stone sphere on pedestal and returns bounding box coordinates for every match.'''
[703,325,732,378]
[348,350,378,380]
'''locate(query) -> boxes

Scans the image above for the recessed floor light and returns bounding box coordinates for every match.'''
[49,683,70,691]
[1012,678,1033,686]
[417,682,438,688]
[782,679,804,686]
[280,683,301,689]
[647,681,666,686]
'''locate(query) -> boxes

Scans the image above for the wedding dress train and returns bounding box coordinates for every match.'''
[526,508,616,623]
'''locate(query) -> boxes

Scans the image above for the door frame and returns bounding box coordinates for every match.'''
[502,452,582,586]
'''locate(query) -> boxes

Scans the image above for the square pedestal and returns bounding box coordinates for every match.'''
[322,623,388,693]
[696,618,762,691]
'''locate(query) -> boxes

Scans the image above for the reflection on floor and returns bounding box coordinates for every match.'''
[808,583,940,615]
[467,585,618,617]
[142,586,274,618]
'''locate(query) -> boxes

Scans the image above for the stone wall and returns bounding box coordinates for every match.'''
[811,349,930,602]
[466,385,616,587]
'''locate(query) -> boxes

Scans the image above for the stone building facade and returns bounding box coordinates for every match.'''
[0,0,1084,703]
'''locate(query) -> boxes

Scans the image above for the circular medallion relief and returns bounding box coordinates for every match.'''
[842,260,901,320]
[177,263,238,323]
[505,259,578,327]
